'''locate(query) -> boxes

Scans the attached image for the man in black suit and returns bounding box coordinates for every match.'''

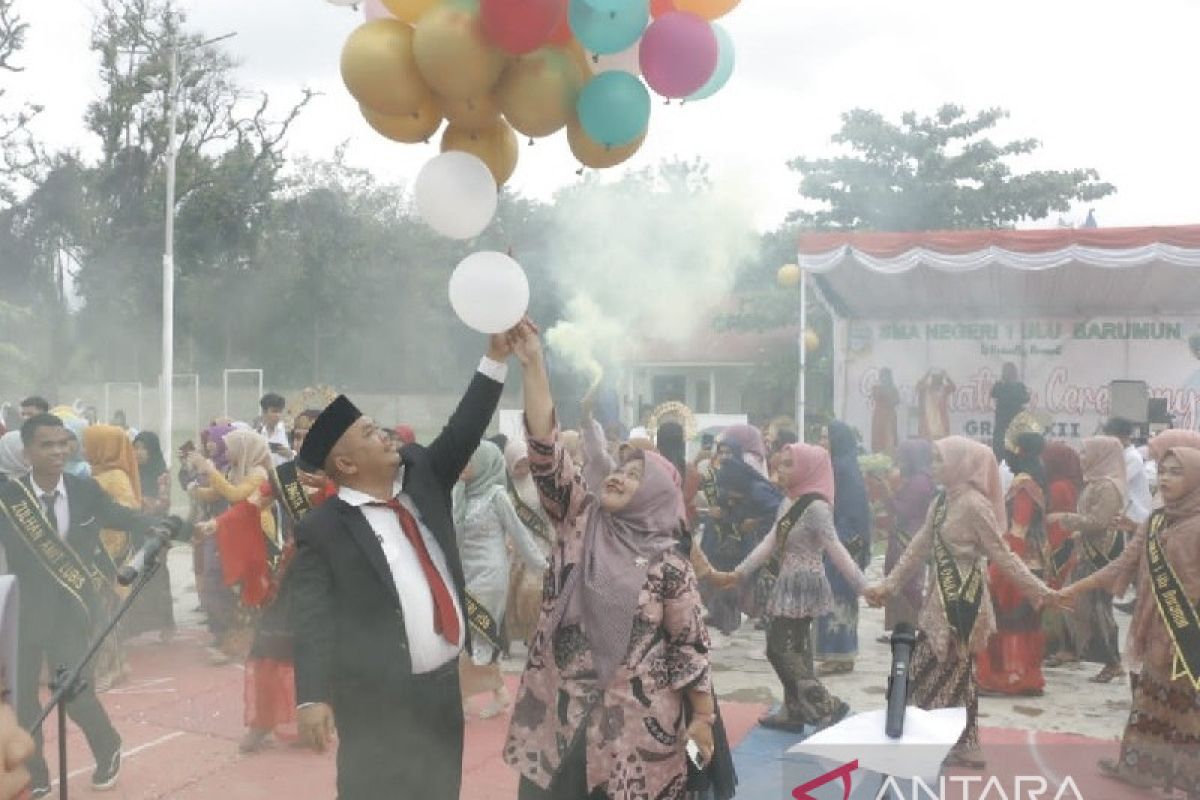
[0,414,158,796]
[290,330,515,800]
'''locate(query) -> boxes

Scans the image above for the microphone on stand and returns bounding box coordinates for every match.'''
[117,515,186,587]
[885,622,917,739]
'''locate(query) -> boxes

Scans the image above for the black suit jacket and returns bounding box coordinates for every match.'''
[290,369,505,706]
[0,473,156,637]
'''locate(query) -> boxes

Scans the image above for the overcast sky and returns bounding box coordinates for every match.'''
[8,0,1200,230]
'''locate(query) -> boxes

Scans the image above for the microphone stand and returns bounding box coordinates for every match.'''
[29,547,168,800]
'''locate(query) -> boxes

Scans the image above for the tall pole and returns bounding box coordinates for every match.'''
[161,36,178,468]
[798,268,807,439]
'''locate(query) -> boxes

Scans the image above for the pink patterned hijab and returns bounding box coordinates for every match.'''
[1147,430,1200,463]
[1081,436,1128,501]
[782,443,835,504]
[935,436,1007,532]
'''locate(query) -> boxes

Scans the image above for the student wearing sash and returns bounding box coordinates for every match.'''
[503,321,716,800]
[1047,435,1128,683]
[289,328,512,800]
[864,436,1058,770]
[1040,441,1083,663]
[453,440,548,719]
[3,413,159,795]
[1061,446,1200,796]
[882,439,937,638]
[712,442,867,731]
[714,453,783,626]
[977,431,1048,696]
[504,439,553,648]
[816,421,871,676]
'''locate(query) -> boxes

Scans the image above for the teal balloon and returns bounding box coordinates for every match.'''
[686,23,734,101]
[569,0,649,55]
[577,71,650,147]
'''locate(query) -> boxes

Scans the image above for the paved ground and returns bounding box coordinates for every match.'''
[28,547,1143,799]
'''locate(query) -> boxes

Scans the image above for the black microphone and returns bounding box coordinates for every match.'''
[885,622,917,739]
[117,516,187,587]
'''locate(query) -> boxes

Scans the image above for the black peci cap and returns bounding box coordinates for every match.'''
[296,395,362,473]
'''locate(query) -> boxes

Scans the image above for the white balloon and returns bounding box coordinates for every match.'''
[448,252,530,334]
[586,41,641,75]
[414,152,498,240]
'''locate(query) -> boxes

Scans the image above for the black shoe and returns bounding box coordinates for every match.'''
[30,784,52,799]
[92,746,121,791]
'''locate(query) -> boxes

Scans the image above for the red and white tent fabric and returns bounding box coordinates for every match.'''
[797,226,1200,319]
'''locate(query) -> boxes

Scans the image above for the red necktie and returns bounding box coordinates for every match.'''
[383,498,461,646]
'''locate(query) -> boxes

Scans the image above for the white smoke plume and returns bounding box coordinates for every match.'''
[543,163,758,378]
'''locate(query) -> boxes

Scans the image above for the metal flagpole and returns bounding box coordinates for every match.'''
[798,267,807,438]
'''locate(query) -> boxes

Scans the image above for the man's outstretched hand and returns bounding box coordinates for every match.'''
[506,318,543,367]
[487,316,539,363]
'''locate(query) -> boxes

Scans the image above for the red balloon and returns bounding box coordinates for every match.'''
[481,0,564,55]
[546,0,572,44]
[650,0,675,17]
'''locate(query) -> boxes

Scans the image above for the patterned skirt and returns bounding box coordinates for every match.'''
[908,632,979,752]
[815,595,859,663]
[1109,668,1200,796]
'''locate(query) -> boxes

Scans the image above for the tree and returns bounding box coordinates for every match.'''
[788,104,1115,231]
[0,0,42,207]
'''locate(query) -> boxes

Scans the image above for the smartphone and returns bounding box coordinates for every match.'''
[686,738,704,770]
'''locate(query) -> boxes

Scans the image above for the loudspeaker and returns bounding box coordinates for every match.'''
[1148,398,1171,424]
[1109,380,1149,424]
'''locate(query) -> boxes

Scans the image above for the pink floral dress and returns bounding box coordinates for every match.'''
[503,430,712,800]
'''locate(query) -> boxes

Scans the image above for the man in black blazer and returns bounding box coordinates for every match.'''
[290,330,514,800]
[0,414,158,796]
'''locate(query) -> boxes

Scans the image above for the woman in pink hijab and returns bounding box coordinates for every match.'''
[711,443,867,731]
[864,436,1059,769]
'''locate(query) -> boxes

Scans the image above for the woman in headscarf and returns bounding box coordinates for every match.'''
[454,440,548,719]
[1061,447,1200,796]
[715,451,784,627]
[503,438,554,649]
[505,323,716,800]
[1041,441,1083,661]
[186,421,236,657]
[1147,429,1200,465]
[0,431,28,480]
[1048,436,1128,683]
[82,424,142,691]
[189,429,276,662]
[977,432,1048,696]
[712,443,867,731]
[883,439,937,636]
[60,415,91,478]
[864,437,1058,769]
[871,368,901,456]
[717,424,769,478]
[125,431,176,642]
[816,421,872,675]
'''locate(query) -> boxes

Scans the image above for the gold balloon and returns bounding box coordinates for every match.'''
[673,0,741,19]
[413,2,507,101]
[777,263,801,288]
[441,118,519,185]
[436,93,501,129]
[341,20,430,116]
[497,47,586,139]
[361,100,442,144]
[567,119,644,169]
[805,329,821,353]
[381,0,438,23]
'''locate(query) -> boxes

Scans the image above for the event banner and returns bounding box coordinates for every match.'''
[836,316,1200,444]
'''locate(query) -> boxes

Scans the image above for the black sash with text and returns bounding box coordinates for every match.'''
[701,472,739,543]
[768,494,819,578]
[272,461,313,524]
[1050,538,1075,577]
[1083,530,1124,571]
[0,478,107,620]
[929,492,984,642]
[464,592,502,653]
[509,485,551,546]
[1146,510,1200,691]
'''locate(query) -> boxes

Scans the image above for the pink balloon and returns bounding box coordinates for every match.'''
[638,11,717,99]
[363,0,394,21]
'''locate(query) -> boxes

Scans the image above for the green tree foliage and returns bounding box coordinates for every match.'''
[789,104,1115,231]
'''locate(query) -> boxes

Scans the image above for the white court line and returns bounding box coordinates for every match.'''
[51,730,186,787]
[1026,729,1068,790]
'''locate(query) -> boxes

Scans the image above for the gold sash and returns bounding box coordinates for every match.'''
[509,485,551,546]
[272,461,313,524]
[929,492,984,642]
[0,478,107,620]
[1145,510,1200,690]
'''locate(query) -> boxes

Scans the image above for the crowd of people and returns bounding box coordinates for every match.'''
[0,337,1195,799]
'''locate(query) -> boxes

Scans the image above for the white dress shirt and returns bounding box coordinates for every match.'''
[339,476,465,674]
[28,475,70,539]
[260,421,291,467]
[1123,444,1152,524]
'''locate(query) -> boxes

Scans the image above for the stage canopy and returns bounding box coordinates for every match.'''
[796,225,1200,319]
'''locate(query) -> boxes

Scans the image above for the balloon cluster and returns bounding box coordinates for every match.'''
[339,0,741,180]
